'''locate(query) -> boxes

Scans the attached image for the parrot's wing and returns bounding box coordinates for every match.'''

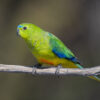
[48,33,80,64]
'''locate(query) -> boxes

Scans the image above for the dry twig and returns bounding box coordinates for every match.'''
[0,64,100,76]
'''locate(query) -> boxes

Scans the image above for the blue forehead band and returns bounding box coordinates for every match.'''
[18,25,23,28]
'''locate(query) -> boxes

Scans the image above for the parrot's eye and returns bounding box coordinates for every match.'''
[23,27,27,30]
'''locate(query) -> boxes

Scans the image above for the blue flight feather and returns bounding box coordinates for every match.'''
[52,48,66,58]
[52,48,80,63]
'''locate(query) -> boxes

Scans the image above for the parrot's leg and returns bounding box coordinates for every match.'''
[34,63,42,68]
[32,63,42,75]
[55,64,62,75]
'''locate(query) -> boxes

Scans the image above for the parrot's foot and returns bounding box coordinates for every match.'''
[32,63,42,75]
[55,64,62,75]
[34,63,42,68]
[32,67,37,75]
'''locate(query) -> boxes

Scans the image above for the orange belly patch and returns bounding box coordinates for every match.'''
[39,58,54,65]
[39,58,78,68]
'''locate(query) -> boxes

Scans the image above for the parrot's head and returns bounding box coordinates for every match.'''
[17,23,42,39]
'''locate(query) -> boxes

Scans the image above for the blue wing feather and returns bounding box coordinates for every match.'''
[52,47,80,63]
[48,32,80,64]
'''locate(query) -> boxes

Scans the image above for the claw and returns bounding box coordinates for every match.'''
[32,63,42,75]
[32,67,37,75]
[55,64,62,75]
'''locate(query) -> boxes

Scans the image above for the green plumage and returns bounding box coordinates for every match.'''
[17,23,100,82]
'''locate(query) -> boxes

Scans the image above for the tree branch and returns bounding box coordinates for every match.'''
[0,64,100,76]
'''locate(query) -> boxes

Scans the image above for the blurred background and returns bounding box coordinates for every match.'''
[0,0,100,100]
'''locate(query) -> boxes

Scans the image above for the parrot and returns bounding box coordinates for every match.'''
[17,23,100,81]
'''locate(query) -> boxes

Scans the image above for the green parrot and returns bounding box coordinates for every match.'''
[17,23,100,81]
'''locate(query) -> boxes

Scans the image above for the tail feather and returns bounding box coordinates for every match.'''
[88,76,100,82]
[76,64,100,82]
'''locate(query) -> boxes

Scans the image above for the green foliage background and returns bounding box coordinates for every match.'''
[0,0,100,100]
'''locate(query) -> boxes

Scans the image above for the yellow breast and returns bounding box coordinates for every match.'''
[38,57,78,68]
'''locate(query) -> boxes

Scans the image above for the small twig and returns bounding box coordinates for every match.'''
[0,64,100,76]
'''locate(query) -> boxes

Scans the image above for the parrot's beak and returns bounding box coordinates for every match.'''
[16,29,20,36]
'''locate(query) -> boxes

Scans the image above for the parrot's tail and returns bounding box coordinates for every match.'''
[76,64,100,82]
[88,76,100,82]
